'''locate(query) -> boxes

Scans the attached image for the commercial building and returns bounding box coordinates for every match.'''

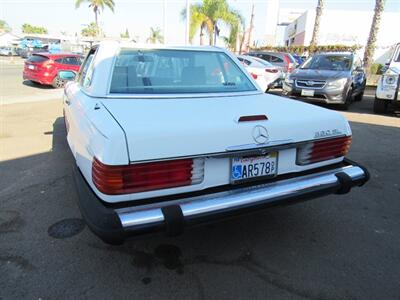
[283,9,399,60]
[0,32,20,47]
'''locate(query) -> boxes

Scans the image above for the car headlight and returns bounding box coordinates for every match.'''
[326,78,347,89]
[284,77,294,85]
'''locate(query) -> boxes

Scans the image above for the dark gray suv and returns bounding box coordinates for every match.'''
[283,53,366,109]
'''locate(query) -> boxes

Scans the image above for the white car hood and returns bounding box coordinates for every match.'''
[101,93,350,162]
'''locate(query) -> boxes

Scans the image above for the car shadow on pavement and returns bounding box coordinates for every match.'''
[1,116,400,300]
[22,80,55,90]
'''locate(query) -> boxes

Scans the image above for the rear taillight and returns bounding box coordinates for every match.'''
[43,60,54,69]
[265,68,278,73]
[297,136,352,165]
[251,73,258,79]
[284,55,294,73]
[92,157,204,195]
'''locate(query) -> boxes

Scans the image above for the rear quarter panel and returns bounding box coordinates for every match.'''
[64,83,129,196]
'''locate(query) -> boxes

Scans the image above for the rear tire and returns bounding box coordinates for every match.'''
[354,90,364,102]
[373,97,388,114]
[52,76,66,89]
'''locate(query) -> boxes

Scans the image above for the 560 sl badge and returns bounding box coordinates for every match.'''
[314,129,342,138]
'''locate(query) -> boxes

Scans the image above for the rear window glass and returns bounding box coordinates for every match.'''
[394,48,400,62]
[269,55,284,63]
[252,56,274,67]
[110,49,256,94]
[28,55,48,63]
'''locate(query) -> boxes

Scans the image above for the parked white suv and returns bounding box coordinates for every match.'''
[374,43,400,113]
[61,41,369,244]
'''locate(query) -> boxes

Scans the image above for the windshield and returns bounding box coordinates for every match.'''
[301,55,352,71]
[110,49,257,94]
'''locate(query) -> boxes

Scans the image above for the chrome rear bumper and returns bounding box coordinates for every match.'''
[74,159,369,244]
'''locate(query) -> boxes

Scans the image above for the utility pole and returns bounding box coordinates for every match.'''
[246,4,255,53]
[185,0,190,45]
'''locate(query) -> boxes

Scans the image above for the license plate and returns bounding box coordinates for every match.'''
[231,153,277,182]
[301,89,314,97]
[28,65,35,70]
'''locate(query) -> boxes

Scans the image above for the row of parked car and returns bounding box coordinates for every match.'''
[21,43,399,113]
[240,45,400,113]
[239,51,366,110]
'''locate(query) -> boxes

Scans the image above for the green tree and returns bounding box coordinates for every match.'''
[147,27,163,44]
[181,0,243,46]
[21,23,48,34]
[120,28,130,39]
[75,0,115,31]
[309,0,325,53]
[0,20,11,33]
[363,0,386,75]
[222,11,244,51]
[81,22,99,37]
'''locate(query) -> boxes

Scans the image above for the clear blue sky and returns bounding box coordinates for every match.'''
[1,0,399,44]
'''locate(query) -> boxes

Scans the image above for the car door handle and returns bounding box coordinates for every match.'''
[65,99,71,105]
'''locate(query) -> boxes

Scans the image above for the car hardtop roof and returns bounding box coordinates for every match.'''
[248,51,289,55]
[32,52,82,58]
[95,40,226,52]
[238,54,265,62]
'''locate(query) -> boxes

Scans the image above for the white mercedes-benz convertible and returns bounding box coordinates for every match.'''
[62,41,369,244]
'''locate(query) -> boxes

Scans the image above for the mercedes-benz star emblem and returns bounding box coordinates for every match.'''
[252,125,269,144]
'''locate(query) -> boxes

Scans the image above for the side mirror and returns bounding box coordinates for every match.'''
[58,71,76,81]
[385,59,391,67]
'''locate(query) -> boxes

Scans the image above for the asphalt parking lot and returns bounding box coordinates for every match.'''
[1,61,400,299]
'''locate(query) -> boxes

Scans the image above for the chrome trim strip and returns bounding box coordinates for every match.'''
[103,90,263,99]
[116,164,365,230]
[119,208,164,228]
[295,79,327,89]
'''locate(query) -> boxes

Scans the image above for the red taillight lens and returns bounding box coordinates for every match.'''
[251,73,258,79]
[283,55,294,73]
[297,136,352,165]
[43,60,54,69]
[238,115,268,122]
[92,157,204,195]
[265,68,278,73]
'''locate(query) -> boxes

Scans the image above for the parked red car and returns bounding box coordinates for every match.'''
[23,53,82,88]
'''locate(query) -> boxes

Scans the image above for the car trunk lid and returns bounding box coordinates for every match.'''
[101,93,349,162]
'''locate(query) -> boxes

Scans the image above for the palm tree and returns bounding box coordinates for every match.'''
[309,0,324,53]
[181,0,243,47]
[147,27,164,44]
[75,0,115,30]
[222,11,245,52]
[363,0,386,75]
